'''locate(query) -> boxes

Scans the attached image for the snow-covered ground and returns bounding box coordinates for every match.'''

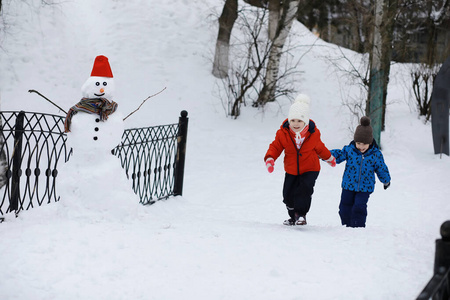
[1,1,449,299]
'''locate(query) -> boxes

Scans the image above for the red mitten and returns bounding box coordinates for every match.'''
[326,155,336,167]
[265,158,275,173]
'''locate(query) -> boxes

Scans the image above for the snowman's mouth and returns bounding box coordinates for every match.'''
[94,93,105,97]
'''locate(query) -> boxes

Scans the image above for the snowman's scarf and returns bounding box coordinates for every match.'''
[64,98,118,132]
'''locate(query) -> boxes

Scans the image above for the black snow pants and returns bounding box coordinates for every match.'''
[282,171,319,218]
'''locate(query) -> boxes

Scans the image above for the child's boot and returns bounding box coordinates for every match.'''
[295,215,307,225]
[283,206,297,225]
[283,218,296,226]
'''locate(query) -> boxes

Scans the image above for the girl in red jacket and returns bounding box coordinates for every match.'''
[264,94,336,226]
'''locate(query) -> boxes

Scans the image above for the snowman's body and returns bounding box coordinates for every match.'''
[59,56,138,219]
[67,109,124,159]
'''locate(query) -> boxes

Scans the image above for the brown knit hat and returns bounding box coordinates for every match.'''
[354,116,373,144]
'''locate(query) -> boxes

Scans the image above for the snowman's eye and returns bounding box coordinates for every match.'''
[103,82,107,86]
[95,82,100,86]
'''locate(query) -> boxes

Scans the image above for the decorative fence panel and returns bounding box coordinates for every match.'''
[0,110,188,220]
[0,111,69,216]
[112,110,188,205]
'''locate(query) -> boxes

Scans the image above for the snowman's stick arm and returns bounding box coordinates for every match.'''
[28,90,68,114]
[123,87,167,121]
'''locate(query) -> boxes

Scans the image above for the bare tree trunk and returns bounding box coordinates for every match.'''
[380,0,398,131]
[424,0,450,64]
[367,0,384,146]
[367,0,397,143]
[268,0,280,40]
[257,0,300,106]
[243,0,268,8]
[424,1,440,65]
[212,0,238,79]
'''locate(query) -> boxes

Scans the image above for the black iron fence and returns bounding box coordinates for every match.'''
[0,110,188,220]
[417,221,450,300]
[112,110,188,205]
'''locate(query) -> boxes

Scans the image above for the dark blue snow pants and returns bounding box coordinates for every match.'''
[283,171,319,218]
[339,189,371,228]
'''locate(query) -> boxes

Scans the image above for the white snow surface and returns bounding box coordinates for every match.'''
[1,1,449,299]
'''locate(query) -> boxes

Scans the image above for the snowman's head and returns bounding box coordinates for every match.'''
[81,76,115,99]
[82,55,115,99]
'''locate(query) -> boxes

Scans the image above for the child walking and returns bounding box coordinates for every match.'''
[264,94,336,226]
[330,116,391,228]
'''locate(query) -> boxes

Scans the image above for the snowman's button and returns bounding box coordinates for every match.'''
[93,136,98,141]
[95,118,100,123]
[95,127,99,131]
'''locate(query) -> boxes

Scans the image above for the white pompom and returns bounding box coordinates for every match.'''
[294,94,311,105]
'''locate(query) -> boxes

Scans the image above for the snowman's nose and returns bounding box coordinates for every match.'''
[100,88,105,93]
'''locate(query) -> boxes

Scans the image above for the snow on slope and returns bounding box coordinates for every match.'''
[1,1,449,299]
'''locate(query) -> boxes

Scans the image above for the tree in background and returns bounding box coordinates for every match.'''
[299,0,449,64]
[367,0,398,145]
[421,0,450,66]
[378,0,398,131]
[299,0,448,140]
[255,0,300,106]
[410,63,439,122]
[395,0,450,122]
[298,0,373,54]
[213,0,303,117]
[420,0,450,121]
[215,8,269,117]
[212,0,268,79]
[212,0,450,123]
[212,0,238,79]
[214,4,302,117]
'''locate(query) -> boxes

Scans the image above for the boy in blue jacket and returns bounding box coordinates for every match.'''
[330,116,391,228]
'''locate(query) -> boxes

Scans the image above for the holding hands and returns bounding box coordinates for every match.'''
[266,155,336,173]
[326,155,336,167]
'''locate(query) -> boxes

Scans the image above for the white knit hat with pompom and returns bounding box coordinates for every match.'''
[288,94,310,123]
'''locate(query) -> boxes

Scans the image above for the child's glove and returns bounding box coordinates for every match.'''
[326,155,336,167]
[265,158,275,173]
[384,182,391,190]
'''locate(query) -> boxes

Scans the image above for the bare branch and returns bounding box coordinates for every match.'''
[28,89,67,114]
[123,87,167,121]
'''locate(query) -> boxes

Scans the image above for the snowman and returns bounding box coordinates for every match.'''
[58,55,139,219]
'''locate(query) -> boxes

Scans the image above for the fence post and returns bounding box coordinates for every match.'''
[416,221,450,299]
[10,111,25,213]
[174,110,188,196]
[434,221,450,273]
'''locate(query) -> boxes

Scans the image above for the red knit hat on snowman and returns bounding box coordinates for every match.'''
[90,55,113,78]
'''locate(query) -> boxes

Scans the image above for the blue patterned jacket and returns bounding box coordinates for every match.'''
[330,141,391,193]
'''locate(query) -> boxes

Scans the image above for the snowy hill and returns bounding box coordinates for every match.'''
[1,1,450,299]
